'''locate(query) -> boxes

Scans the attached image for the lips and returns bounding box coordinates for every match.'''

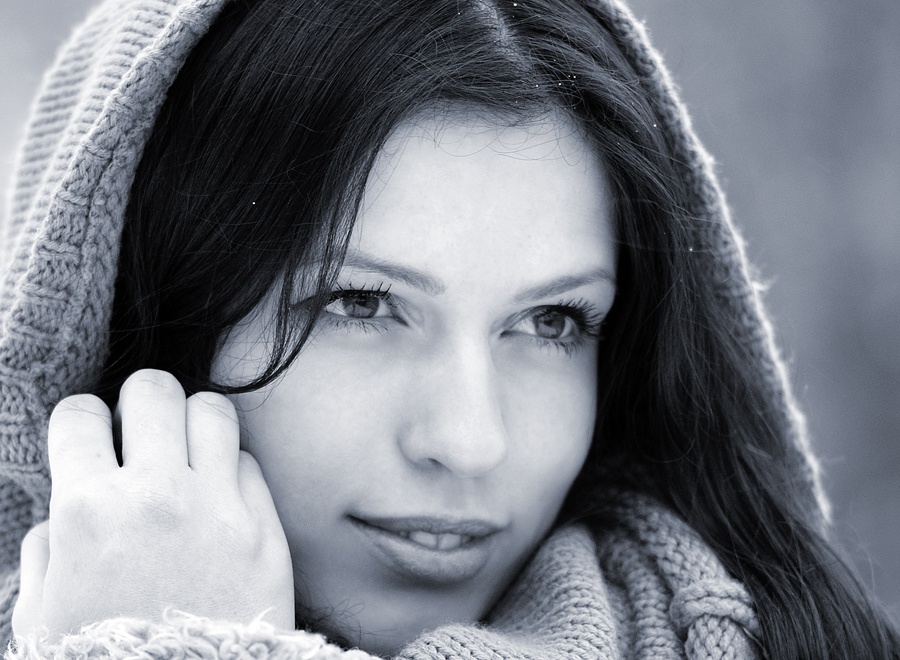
[349,515,502,585]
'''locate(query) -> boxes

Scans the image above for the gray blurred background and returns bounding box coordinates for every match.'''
[2,0,898,620]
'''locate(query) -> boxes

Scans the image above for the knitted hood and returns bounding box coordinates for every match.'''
[0,0,825,652]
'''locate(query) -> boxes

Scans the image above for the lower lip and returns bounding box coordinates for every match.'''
[349,518,495,586]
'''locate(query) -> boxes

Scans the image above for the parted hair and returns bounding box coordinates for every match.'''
[96,1,900,658]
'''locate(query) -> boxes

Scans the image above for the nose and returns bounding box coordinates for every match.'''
[398,337,508,477]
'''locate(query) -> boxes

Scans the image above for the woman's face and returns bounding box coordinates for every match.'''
[211,114,616,655]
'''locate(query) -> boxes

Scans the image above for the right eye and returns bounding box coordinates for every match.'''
[323,290,393,320]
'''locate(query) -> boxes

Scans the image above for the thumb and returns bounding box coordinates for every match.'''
[12,520,51,637]
[237,450,281,518]
[236,450,294,629]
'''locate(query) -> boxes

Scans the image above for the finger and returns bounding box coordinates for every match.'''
[12,520,51,637]
[237,451,280,517]
[118,370,188,467]
[185,392,240,477]
[48,395,116,485]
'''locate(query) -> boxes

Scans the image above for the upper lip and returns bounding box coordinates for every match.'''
[350,515,503,538]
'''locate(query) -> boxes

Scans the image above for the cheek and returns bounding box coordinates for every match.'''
[499,347,598,501]
[225,349,405,507]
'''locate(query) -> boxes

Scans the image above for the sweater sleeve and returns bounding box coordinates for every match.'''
[5,612,377,660]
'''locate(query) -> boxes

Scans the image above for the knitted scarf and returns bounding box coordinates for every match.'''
[5,493,760,660]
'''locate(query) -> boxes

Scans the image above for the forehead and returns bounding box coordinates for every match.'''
[352,113,615,283]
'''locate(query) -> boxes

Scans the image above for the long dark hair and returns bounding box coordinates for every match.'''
[97,0,900,657]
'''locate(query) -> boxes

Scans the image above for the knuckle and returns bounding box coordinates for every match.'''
[121,369,184,399]
[237,450,263,477]
[52,474,192,539]
[20,520,49,555]
[50,486,107,537]
[50,394,110,427]
[188,391,238,423]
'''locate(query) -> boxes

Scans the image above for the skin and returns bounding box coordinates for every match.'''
[15,113,616,658]
[213,114,617,654]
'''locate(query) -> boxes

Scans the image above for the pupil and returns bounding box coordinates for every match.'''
[535,311,567,339]
[344,293,381,318]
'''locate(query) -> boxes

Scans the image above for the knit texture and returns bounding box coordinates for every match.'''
[585,0,826,526]
[5,494,761,660]
[0,0,823,656]
[0,0,230,636]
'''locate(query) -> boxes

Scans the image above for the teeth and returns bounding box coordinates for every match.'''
[406,531,471,550]
[438,534,469,550]
[408,531,439,549]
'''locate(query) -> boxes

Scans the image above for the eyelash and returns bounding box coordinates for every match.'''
[313,282,396,336]
[525,298,606,356]
[314,285,605,354]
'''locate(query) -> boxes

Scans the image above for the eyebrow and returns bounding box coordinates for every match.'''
[510,268,616,303]
[342,252,445,295]
[341,251,615,301]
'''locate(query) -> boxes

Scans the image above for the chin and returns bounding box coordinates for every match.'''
[301,580,499,657]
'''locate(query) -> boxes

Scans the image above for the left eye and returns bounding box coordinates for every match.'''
[521,309,578,340]
[323,291,392,319]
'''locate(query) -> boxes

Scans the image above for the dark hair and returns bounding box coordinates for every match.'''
[97,0,900,657]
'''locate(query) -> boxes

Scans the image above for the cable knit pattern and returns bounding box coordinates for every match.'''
[0,0,821,656]
[598,493,761,660]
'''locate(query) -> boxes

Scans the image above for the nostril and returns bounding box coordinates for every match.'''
[399,423,509,477]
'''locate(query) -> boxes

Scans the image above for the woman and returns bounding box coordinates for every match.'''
[1,0,897,658]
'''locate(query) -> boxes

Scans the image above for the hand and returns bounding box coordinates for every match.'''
[12,370,294,639]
